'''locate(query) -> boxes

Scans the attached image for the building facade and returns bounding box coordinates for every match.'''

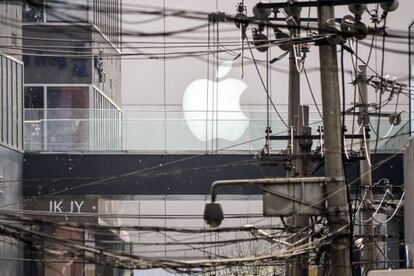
[20,1,129,275]
[0,1,24,275]
[23,0,122,152]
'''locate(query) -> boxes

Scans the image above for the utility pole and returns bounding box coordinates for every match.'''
[286,48,309,276]
[317,1,352,275]
[357,64,376,272]
[285,7,310,276]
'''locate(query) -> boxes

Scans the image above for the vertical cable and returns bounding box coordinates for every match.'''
[163,0,167,153]
[211,23,215,151]
[341,46,355,276]
[206,23,211,152]
[215,21,219,151]
[374,15,387,153]
[266,25,270,151]
[350,40,357,151]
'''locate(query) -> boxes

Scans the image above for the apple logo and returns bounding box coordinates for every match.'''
[183,60,249,142]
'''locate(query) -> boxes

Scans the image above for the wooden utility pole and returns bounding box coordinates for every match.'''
[357,64,376,271]
[317,1,352,275]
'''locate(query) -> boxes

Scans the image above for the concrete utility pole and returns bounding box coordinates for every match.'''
[286,48,308,276]
[285,7,310,276]
[317,1,352,275]
[357,64,376,271]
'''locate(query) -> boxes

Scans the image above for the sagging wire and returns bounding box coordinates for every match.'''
[303,67,322,119]
[344,137,350,160]
[360,188,391,223]
[384,123,394,138]
[371,191,405,224]
[374,14,388,153]
[354,186,405,226]
[245,36,288,128]
[340,46,349,160]
[347,39,401,156]
[354,188,369,217]
[282,7,306,73]
[383,86,402,138]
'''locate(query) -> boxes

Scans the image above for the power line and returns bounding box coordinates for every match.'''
[245,36,288,128]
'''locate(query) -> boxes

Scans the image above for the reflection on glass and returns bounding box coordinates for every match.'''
[23,0,44,22]
[46,0,88,22]
[47,87,89,151]
[24,87,44,109]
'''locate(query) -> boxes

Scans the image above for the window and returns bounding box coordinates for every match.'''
[47,87,89,109]
[7,58,12,145]
[46,0,88,23]
[24,87,44,109]
[1,57,6,144]
[46,87,89,151]
[23,0,44,22]
[0,54,23,150]
[24,86,44,123]
[16,66,22,149]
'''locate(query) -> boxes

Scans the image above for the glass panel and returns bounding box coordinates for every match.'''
[2,57,6,144]
[23,0,44,22]
[46,0,88,22]
[7,59,12,145]
[17,65,23,150]
[24,87,44,109]
[12,62,17,147]
[22,107,409,153]
[24,86,44,151]
[47,87,89,108]
[47,87,89,151]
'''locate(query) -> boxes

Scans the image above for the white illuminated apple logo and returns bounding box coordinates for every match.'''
[183,60,249,142]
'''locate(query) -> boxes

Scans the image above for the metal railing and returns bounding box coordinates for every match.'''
[23,108,410,153]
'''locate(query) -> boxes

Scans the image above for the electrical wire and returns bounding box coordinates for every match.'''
[2,1,411,271]
[340,45,355,274]
[245,36,288,128]
[374,15,388,153]
[303,67,322,119]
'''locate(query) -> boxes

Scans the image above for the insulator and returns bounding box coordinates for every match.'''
[252,2,272,20]
[348,4,367,17]
[380,0,399,12]
[283,0,301,18]
[252,29,269,52]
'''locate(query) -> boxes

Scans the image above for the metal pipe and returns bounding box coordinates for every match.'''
[210,177,328,202]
